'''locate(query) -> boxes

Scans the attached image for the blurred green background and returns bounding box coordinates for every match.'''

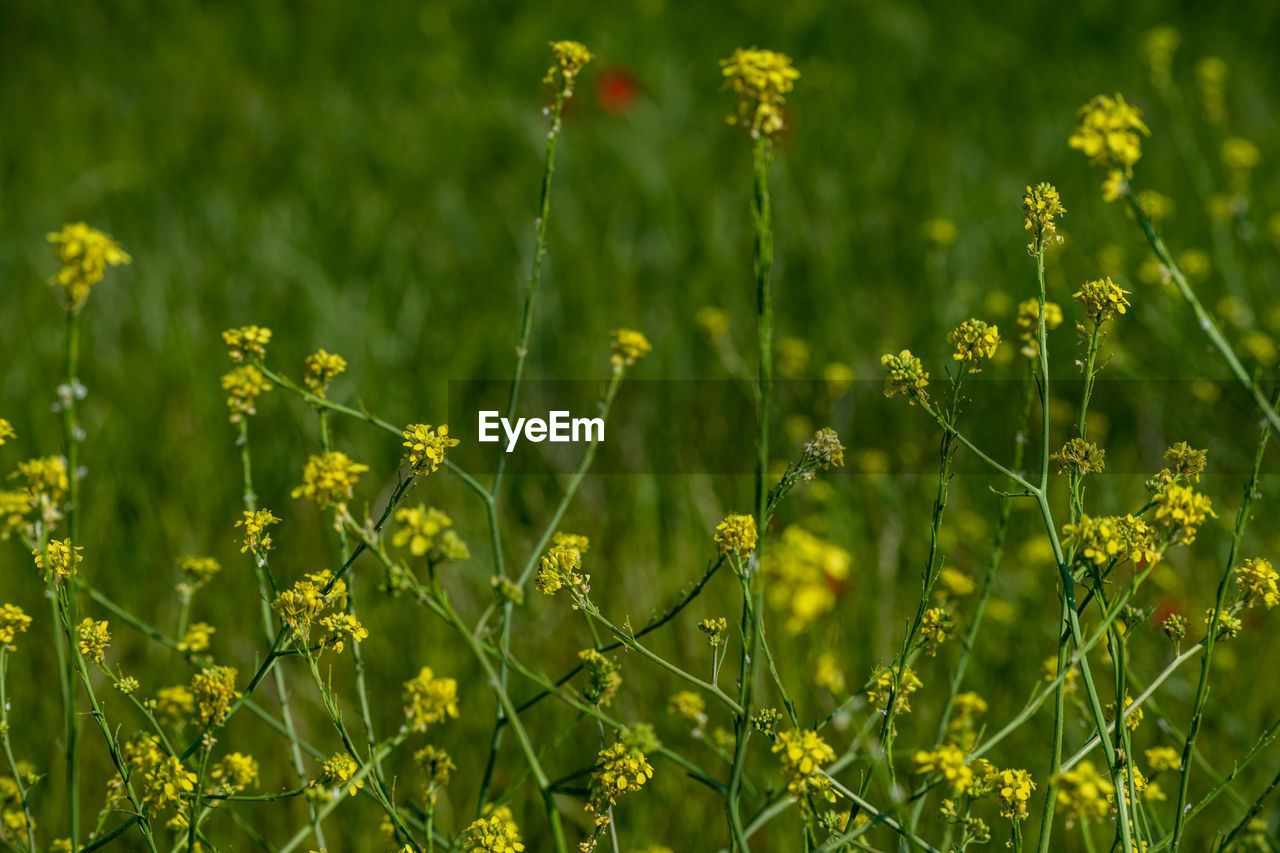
[3,0,1280,850]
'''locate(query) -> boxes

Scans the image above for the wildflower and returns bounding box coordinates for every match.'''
[0,420,13,446]
[801,428,845,470]
[1063,514,1158,567]
[544,40,592,97]
[1205,607,1243,640]
[392,505,454,556]
[1051,438,1107,476]
[1074,277,1131,325]
[1055,761,1114,828]
[154,686,195,724]
[461,807,526,853]
[868,665,922,715]
[947,691,988,748]
[1023,183,1067,252]
[0,604,32,650]
[236,509,280,554]
[142,756,196,812]
[991,767,1036,820]
[0,490,32,540]
[1107,695,1143,732]
[304,348,346,393]
[190,665,239,727]
[402,424,458,474]
[720,47,800,139]
[583,742,654,847]
[212,753,259,794]
[813,651,846,694]
[116,676,139,694]
[403,666,459,731]
[763,525,851,633]
[273,574,336,639]
[1141,26,1180,85]
[669,690,708,728]
[881,350,929,403]
[773,728,838,807]
[415,745,455,801]
[177,622,215,653]
[1164,441,1208,482]
[913,744,973,793]
[490,575,524,606]
[948,319,1000,370]
[697,617,728,647]
[1237,557,1280,609]
[319,613,369,653]
[751,707,782,737]
[1014,299,1063,359]
[33,538,82,583]
[1146,746,1182,773]
[46,223,131,312]
[1153,482,1216,545]
[919,608,954,656]
[16,456,68,504]
[291,451,369,507]
[937,567,975,599]
[1162,613,1188,642]
[611,328,652,369]
[535,532,590,598]
[318,753,363,798]
[579,649,622,706]
[714,513,757,559]
[221,365,270,422]
[221,326,272,363]
[178,555,221,588]
[1069,94,1150,198]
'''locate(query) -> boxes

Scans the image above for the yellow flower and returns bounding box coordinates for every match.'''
[948,319,1000,369]
[1196,57,1228,125]
[1206,607,1243,640]
[1107,694,1143,732]
[1141,26,1180,85]
[587,742,654,815]
[697,617,728,647]
[415,745,456,801]
[319,613,369,654]
[221,326,272,362]
[221,365,270,422]
[177,622,216,653]
[544,40,592,97]
[1145,746,1182,773]
[402,424,458,474]
[919,608,954,656]
[0,604,32,650]
[813,651,846,694]
[1055,760,1113,828]
[236,509,280,554]
[668,690,708,727]
[695,306,730,338]
[1014,299,1064,358]
[291,451,369,507]
[578,649,622,706]
[1074,277,1131,325]
[46,222,131,312]
[273,572,344,639]
[611,328,652,369]
[0,420,13,446]
[1063,514,1158,567]
[991,767,1036,820]
[867,665,922,715]
[190,665,239,726]
[15,456,68,504]
[1237,557,1280,609]
[177,555,221,588]
[1023,183,1067,253]
[461,807,526,853]
[881,350,929,403]
[721,47,800,139]
[938,567,975,599]
[304,348,347,394]
[923,218,958,247]
[142,755,196,812]
[1051,438,1107,477]
[212,753,259,794]
[318,753,363,797]
[1153,482,1216,546]
[154,686,195,724]
[1068,94,1150,183]
[714,513,757,559]
[913,744,973,793]
[535,532,591,598]
[403,666,459,731]
[763,526,850,634]
[33,538,82,583]
[392,505,454,556]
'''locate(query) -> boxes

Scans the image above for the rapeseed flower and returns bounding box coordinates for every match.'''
[713,513,757,559]
[46,223,131,312]
[544,41,592,98]
[304,348,346,394]
[881,350,929,403]
[402,424,458,474]
[291,450,369,507]
[1237,557,1280,609]
[222,326,272,363]
[721,47,800,139]
[403,666,459,731]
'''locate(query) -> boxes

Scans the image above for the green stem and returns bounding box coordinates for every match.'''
[62,308,82,846]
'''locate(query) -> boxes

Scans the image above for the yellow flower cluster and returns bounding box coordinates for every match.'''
[919,607,954,656]
[535,532,591,598]
[1206,607,1243,640]
[1153,482,1216,545]
[142,755,197,812]
[946,691,988,749]
[1069,94,1150,200]
[867,665,923,715]
[1055,760,1112,827]
[1164,441,1208,482]
[881,350,929,403]
[154,685,195,724]
[304,348,347,394]
[991,767,1036,820]
[720,47,800,139]
[415,745,456,800]
[668,690,708,727]
[0,420,13,446]
[461,806,526,853]
[17,456,68,504]
[0,604,31,650]
[762,525,851,634]
[393,504,468,561]
[403,666,459,731]
[46,222,131,312]
[611,328,652,369]
[1162,613,1189,642]
[236,508,280,554]
[913,744,972,793]
[33,538,82,583]
[318,753,363,798]
[77,618,111,663]
[582,742,654,848]
[1196,57,1228,125]
[1141,26,1180,85]
[1237,557,1280,609]
[221,365,271,423]
[773,728,838,804]
[813,651,845,694]
[177,622,215,653]
[212,753,259,795]
[319,613,369,654]
[697,616,728,647]
[578,648,622,706]
[1051,438,1107,476]
[178,555,221,588]
[1146,746,1182,773]
[1107,694,1143,732]
[402,423,458,474]
[1023,183,1066,253]
[544,40,592,97]
[273,570,347,639]
[1014,299,1063,358]
[1062,514,1158,567]
[222,326,272,362]
[713,513,757,559]
[291,450,369,507]
[190,665,239,727]
[1074,277,1131,325]
[948,319,1000,370]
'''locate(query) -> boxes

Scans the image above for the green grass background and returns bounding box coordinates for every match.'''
[3,0,1280,849]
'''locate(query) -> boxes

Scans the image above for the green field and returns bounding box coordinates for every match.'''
[3,1,1280,850]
